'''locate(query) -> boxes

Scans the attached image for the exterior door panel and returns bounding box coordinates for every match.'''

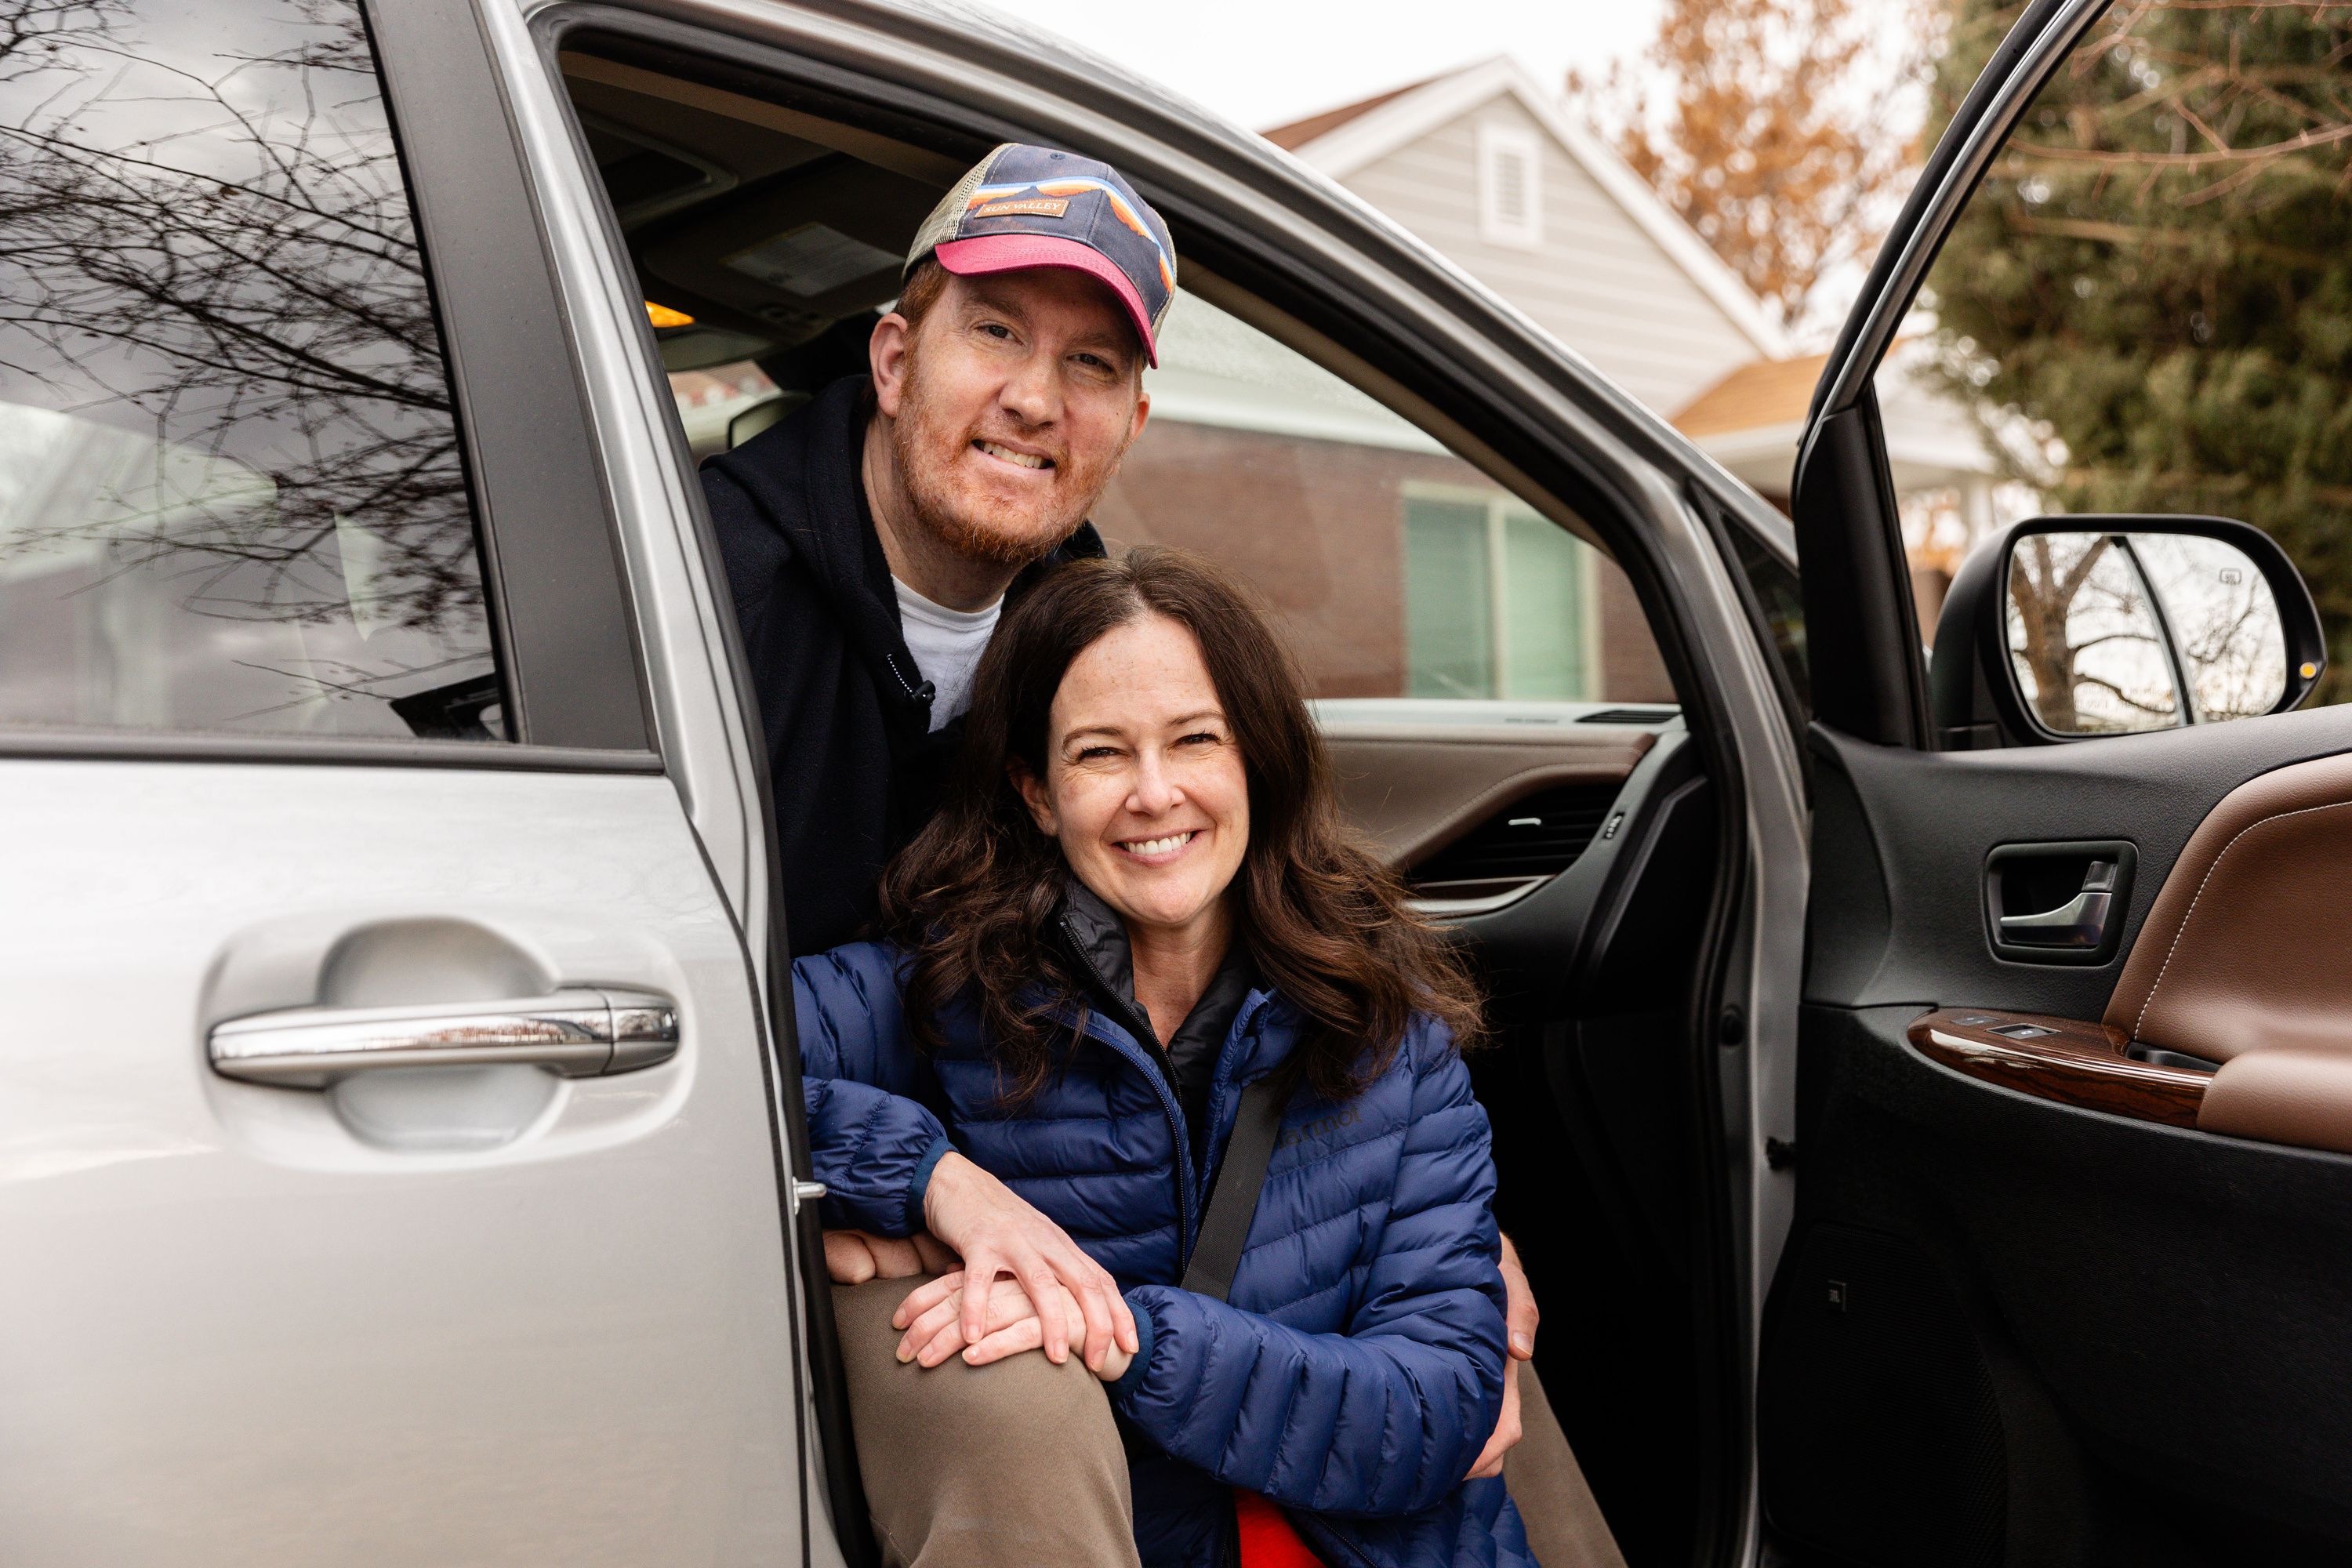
[0,760,799,1565]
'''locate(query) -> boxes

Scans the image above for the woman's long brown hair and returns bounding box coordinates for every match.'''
[878,546,1483,1107]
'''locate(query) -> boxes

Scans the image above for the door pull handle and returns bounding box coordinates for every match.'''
[1995,859,2118,950]
[209,989,679,1087]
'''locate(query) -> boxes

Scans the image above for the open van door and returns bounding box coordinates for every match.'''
[1764,0,2352,1561]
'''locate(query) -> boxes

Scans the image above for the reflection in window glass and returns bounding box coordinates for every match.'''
[2129,534,2286,722]
[1728,521,1808,710]
[670,358,786,461]
[0,0,502,740]
[2005,532,2181,734]
[1096,292,1671,706]
[1903,2,2352,710]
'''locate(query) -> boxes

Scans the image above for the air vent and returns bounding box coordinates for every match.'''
[1578,706,1679,725]
[1411,782,1621,886]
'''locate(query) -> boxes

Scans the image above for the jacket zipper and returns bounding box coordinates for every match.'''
[1060,911,1200,1263]
[1055,917,1282,1278]
[1090,992,1282,1281]
[1078,1008,1198,1265]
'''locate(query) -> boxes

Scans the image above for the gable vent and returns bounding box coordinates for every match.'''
[1477,123,1543,249]
[1411,781,1621,886]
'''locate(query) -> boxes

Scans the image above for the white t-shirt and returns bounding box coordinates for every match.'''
[894,575,1002,731]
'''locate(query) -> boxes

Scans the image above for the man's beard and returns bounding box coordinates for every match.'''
[887,347,1127,568]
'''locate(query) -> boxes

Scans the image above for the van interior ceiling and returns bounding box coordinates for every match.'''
[558,35,1730,1568]
[562,50,956,454]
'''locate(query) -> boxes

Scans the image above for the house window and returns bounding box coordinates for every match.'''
[1404,489,1595,699]
[1477,123,1542,249]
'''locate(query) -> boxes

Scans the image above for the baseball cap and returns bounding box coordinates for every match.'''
[904,143,1177,366]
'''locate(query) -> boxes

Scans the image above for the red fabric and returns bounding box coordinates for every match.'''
[1234,1489,1323,1567]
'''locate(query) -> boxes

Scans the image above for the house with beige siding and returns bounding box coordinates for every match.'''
[1265,56,1788,419]
[1261,58,2001,625]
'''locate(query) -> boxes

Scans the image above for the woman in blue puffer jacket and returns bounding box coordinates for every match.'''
[794,547,1534,1567]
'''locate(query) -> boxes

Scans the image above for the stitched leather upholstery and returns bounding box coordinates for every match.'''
[2103,753,2352,1154]
[2104,751,2352,1060]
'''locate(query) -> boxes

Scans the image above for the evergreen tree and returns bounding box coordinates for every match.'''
[1922,0,2352,697]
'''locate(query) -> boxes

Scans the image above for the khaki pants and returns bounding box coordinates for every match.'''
[830,1277,1626,1568]
[832,1276,1142,1568]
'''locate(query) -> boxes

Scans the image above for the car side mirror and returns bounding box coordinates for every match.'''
[1930,516,2326,748]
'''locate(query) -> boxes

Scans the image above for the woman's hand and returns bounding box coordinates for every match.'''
[919,1150,1137,1370]
[1467,1232,1540,1479]
[894,1270,1134,1382]
[822,1229,960,1285]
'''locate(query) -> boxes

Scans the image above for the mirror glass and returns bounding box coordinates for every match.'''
[2005,532,2287,734]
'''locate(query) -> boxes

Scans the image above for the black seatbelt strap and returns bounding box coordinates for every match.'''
[1181,1076,1288,1302]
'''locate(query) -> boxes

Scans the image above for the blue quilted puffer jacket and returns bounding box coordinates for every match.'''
[794,940,1536,1568]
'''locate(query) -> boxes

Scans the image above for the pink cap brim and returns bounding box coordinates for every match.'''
[933,235,1160,367]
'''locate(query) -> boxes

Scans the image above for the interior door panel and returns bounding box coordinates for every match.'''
[1805,705,2352,1018]
[1771,705,2352,1565]
[1319,715,1653,867]
[1316,704,1720,1564]
[1314,704,1692,984]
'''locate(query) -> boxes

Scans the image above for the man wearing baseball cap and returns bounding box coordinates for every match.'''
[702,144,1171,1566]
[706,142,1173,959]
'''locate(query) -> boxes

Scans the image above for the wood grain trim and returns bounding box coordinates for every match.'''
[1907,1008,2210,1128]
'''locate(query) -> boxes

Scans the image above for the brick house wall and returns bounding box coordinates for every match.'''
[1091,419,1674,703]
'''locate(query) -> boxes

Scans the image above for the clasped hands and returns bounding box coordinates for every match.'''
[824,1150,1537,1476]
[824,1149,1138,1381]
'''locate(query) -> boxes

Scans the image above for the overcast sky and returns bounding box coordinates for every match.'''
[975,0,1671,135]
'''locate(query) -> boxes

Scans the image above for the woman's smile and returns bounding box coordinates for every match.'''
[1114,828,1200,863]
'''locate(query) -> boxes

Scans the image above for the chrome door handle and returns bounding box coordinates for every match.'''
[209,989,679,1087]
[1996,888,2112,946]
[1994,858,2120,950]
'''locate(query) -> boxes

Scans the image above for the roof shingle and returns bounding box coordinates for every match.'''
[1670,352,1829,437]
[1260,70,1456,150]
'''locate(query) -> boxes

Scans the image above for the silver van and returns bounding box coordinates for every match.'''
[7,1,2351,1563]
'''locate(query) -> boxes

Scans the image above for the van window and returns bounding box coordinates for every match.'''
[569,45,1674,713]
[1100,291,1671,706]
[0,0,504,741]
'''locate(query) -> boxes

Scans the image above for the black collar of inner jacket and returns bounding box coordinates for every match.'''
[1055,880,1257,1134]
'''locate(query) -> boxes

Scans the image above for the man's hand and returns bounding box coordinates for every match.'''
[892,1270,1134,1382]
[915,1150,1138,1372]
[822,1229,959,1285]
[1468,1232,1540,1479]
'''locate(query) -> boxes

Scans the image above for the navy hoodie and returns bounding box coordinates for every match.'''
[701,375,1104,954]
